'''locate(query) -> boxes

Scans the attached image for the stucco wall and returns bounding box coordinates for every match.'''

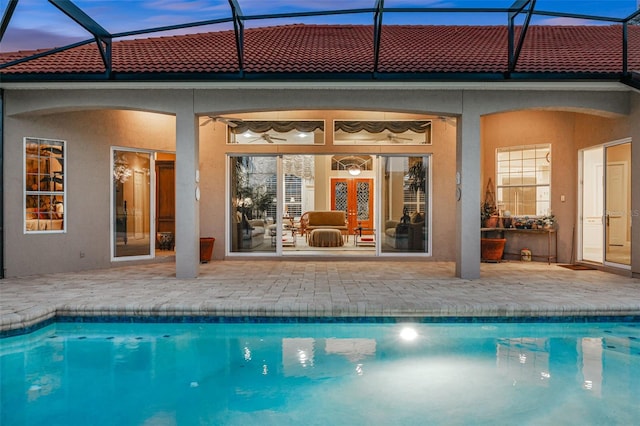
[482,110,627,264]
[4,109,175,276]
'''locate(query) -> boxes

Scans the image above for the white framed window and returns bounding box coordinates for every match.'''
[24,137,65,232]
[496,144,551,217]
[284,174,302,217]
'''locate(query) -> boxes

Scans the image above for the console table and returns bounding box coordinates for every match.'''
[481,227,557,264]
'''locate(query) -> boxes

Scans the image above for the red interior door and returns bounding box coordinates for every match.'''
[331,178,374,234]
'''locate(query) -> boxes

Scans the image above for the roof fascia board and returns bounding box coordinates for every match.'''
[0,0,18,42]
[0,71,625,83]
[0,81,630,93]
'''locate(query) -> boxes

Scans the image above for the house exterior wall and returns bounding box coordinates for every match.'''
[481,110,626,263]
[3,108,175,276]
[1,84,636,278]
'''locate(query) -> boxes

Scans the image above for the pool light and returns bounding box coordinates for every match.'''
[399,327,418,341]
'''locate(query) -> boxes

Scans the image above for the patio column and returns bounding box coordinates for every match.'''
[631,93,640,279]
[175,94,200,279]
[455,101,482,279]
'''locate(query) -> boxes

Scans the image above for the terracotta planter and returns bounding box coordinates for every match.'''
[200,237,215,263]
[483,216,499,228]
[481,238,506,262]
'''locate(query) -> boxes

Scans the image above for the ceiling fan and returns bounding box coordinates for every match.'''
[438,116,456,126]
[200,115,243,127]
[248,133,287,144]
[378,133,413,143]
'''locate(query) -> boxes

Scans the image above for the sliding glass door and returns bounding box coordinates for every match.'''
[380,155,430,254]
[229,155,277,254]
[227,154,431,256]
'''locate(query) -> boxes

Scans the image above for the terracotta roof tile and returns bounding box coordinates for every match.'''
[1,24,638,78]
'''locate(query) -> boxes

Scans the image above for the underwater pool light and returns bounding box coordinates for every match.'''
[399,327,418,341]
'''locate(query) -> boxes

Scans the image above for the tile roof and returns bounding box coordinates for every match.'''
[1,24,638,79]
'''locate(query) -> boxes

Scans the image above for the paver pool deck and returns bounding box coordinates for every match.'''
[2,260,639,334]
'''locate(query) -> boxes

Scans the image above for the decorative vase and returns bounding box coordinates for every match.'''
[481,238,506,262]
[200,237,215,263]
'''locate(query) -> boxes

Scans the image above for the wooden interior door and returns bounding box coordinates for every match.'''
[331,178,374,234]
[155,161,175,241]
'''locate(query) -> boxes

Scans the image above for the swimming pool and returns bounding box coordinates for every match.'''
[2,320,639,425]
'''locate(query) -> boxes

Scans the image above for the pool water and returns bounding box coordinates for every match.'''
[1,321,639,425]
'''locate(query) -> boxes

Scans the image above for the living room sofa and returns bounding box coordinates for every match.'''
[301,210,348,241]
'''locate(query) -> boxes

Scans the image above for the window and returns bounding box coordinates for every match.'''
[284,174,302,217]
[24,137,65,232]
[227,120,324,145]
[496,144,551,217]
[334,120,432,145]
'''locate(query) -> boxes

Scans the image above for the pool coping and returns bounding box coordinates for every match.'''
[4,304,640,338]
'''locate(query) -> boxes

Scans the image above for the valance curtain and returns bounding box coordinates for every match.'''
[334,121,430,134]
[230,121,324,134]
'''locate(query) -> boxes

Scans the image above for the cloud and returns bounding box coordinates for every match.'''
[1,28,86,52]
[536,17,609,26]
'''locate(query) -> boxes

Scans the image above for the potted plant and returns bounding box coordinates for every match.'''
[481,178,499,228]
[536,214,556,230]
[481,201,499,228]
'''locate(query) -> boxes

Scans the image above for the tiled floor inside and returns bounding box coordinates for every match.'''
[1,259,639,334]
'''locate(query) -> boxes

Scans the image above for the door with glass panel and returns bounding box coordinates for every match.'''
[581,147,604,263]
[381,156,429,254]
[112,149,153,259]
[331,178,374,234]
[605,142,631,266]
[580,142,631,267]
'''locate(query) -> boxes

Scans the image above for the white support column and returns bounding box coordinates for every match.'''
[630,93,640,279]
[175,93,200,279]
[455,99,482,279]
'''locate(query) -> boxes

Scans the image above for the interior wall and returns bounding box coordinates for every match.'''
[4,109,175,277]
[198,109,457,261]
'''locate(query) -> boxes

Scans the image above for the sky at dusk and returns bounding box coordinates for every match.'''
[1,0,639,52]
